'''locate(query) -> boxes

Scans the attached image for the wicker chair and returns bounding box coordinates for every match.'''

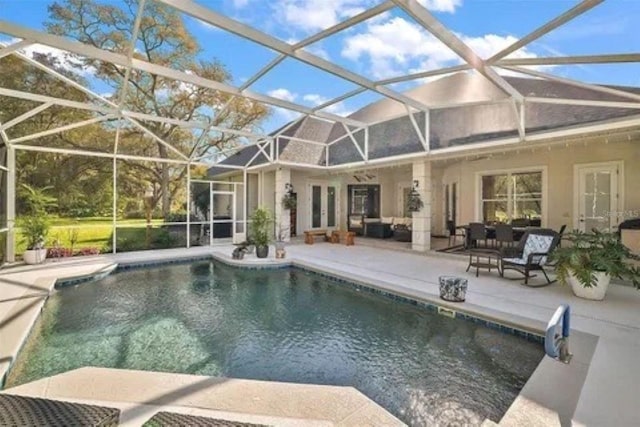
[500,228,560,286]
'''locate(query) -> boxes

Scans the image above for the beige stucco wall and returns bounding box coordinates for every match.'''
[438,139,640,231]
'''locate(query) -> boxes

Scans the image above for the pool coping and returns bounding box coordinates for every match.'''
[2,250,600,426]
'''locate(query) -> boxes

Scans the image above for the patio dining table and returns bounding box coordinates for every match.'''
[458,225,528,249]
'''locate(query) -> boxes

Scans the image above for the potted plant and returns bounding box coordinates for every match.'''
[281,184,296,210]
[551,230,640,300]
[407,188,423,213]
[275,222,289,259]
[250,207,272,259]
[18,184,57,265]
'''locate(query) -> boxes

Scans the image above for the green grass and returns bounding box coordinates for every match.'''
[16,216,168,254]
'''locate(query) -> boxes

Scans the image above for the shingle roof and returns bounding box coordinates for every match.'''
[210,72,640,174]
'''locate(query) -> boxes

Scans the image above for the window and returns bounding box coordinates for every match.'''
[481,171,542,223]
[351,188,368,215]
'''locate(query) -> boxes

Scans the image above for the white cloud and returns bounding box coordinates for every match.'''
[417,0,463,13]
[303,93,352,116]
[274,0,462,34]
[276,0,377,33]
[267,88,298,102]
[341,17,539,79]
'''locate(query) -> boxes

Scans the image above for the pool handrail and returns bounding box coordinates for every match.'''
[545,304,572,363]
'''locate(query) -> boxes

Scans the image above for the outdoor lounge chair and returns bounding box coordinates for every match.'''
[500,228,560,286]
[0,393,120,426]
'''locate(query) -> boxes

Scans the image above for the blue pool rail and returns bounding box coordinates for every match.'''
[545,304,572,363]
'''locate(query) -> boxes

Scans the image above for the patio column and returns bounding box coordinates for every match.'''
[6,146,15,262]
[274,167,291,242]
[412,160,431,252]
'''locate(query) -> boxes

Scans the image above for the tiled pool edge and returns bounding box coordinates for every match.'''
[82,252,547,343]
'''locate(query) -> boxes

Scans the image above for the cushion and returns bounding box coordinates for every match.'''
[381,216,393,224]
[502,257,527,265]
[522,234,554,265]
[364,217,381,223]
[349,216,362,227]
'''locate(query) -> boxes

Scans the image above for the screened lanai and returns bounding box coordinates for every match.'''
[1,0,639,262]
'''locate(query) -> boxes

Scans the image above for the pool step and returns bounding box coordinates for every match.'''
[2,367,404,426]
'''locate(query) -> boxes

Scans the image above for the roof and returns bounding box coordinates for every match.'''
[210,72,640,174]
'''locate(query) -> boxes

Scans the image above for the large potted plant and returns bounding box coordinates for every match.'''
[250,207,272,258]
[18,184,57,265]
[551,230,640,300]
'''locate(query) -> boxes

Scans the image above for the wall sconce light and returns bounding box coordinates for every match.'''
[413,179,419,189]
[285,183,293,193]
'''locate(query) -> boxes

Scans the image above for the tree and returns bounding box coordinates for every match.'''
[47,0,269,217]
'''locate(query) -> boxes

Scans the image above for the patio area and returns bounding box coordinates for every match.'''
[1,243,639,425]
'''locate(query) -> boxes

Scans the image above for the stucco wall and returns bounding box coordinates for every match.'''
[438,139,640,231]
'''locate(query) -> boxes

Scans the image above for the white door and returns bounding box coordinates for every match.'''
[575,163,620,232]
[309,183,338,230]
[210,190,236,244]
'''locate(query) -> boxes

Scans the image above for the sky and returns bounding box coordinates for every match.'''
[1,0,640,133]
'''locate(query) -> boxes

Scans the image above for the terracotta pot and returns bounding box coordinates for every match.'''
[569,271,611,301]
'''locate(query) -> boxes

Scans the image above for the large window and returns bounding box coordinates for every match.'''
[481,171,543,223]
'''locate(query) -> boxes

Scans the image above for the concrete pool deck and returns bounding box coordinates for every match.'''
[1,243,639,425]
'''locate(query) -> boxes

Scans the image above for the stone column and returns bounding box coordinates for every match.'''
[6,146,15,262]
[412,160,431,252]
[274,168,291,242]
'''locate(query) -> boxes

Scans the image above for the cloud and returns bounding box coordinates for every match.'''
[341,17,539,79]
[233,0,251,7]
[417,0,463,13]
[267,88,298,102]
[276,0,378,33]
[303,93,352,116]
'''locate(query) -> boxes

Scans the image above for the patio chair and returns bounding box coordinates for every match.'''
[447,220,465,247]
[500,228,560,286]
[348,214,364,235]
[557,224,567,247]
[494,223,514,248]
[468,222,488,248]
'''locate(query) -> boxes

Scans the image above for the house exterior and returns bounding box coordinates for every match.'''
[209,72,640,251]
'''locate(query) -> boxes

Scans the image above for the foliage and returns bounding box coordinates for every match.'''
[47,247,73,258]
[17,184,57,250]
[77,247,101,256]
[407,189,423,213]
[551,230,640,289]
[18,216,50,250]
[281,192,297,210]
[250,207,272,247]
[46,0,269,217]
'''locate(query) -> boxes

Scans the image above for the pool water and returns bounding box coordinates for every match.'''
[7,261,544,426]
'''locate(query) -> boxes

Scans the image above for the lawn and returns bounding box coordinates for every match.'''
[16,217,168,254]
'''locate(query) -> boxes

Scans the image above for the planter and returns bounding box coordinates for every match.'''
[569,271,611,300]
[23,248,48,265]
[275,241,286,259]
[256,245,269,259]
[439,276,467,302]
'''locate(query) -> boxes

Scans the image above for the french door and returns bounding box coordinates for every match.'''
[574,162,621,232]
[309,182,338,230]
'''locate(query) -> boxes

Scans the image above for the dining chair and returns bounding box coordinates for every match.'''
[468,222,488,249]
[447,220,465,247]
[495,223,514,248]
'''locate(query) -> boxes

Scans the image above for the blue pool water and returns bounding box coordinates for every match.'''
[7,261,544,425]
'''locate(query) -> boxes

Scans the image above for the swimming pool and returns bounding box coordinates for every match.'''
[7,260,544,426]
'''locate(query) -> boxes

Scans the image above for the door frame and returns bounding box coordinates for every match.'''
[209,189,236,245]
[573,161,624,231]
[307,180,340,230]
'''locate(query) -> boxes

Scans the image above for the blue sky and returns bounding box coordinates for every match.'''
[2,0,640,133]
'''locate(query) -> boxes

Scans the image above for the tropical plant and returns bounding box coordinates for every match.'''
[250,207,272,247]
[17,184,57,250]
[551,230,640,289]
[407,188,424,212]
